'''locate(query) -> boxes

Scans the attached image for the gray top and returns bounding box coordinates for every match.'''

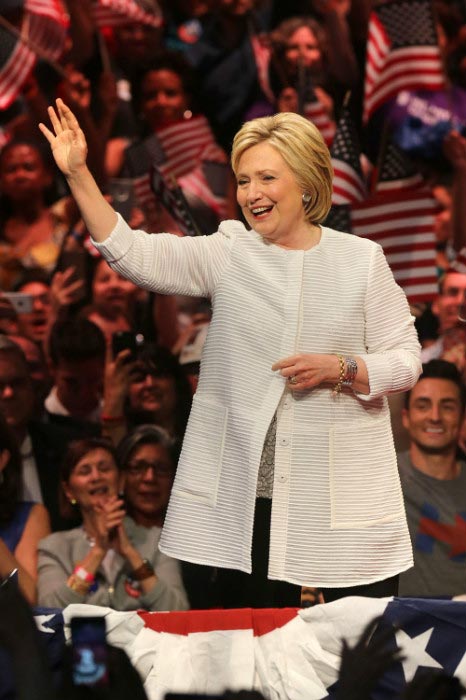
[398,451,466,597]
[38,517,189,611]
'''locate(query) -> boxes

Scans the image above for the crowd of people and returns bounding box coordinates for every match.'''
[2,0,466,697]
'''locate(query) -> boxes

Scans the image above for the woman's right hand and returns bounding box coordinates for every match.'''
[38,98,88,177]
[90,496,126,552]
[103,347,135,414]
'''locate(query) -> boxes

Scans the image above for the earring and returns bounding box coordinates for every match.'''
[302,192,311,205]
[70,498,77,505]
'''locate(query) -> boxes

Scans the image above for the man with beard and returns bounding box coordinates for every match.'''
[398,359,466,597]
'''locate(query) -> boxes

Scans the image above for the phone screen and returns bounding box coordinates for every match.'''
[1,293,34,315]
[71,616,109,688]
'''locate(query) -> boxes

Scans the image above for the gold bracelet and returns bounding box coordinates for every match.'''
[332,355,345,395]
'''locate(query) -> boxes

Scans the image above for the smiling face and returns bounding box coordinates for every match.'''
[128,365,177,423]
[236,141,311,248]
[285,26,322,71]
[402,378,463,458]
[123,442,175,527]
[63,448,121,512]
[0,144,51,204]
[433,272,466,333]
[140,69,188,129]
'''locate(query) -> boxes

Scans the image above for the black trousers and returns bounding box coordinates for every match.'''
[320,575,399,603]
[216,498,301,608]
[216,498,399,608]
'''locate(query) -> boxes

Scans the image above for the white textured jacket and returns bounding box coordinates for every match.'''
[94,216,421,587]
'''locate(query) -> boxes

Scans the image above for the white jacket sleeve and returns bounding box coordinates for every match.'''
[92,214,235,298]
[357,244,422,401]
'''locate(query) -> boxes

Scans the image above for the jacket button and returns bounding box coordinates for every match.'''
[278,474,287,482]
[279,438,289,446]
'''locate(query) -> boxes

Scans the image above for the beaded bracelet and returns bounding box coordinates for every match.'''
[332,355,345,395]
[342,356,358,386]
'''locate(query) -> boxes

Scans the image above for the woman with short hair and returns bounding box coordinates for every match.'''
[40,102,421,606]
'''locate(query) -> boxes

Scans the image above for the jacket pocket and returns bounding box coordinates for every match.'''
[172,395,228,505]
[329,416,404,529]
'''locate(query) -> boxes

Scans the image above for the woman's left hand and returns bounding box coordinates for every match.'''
[272,353,340,390]
[112,523,133,558]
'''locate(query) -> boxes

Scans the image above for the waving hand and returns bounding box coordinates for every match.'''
[39,98,88,176]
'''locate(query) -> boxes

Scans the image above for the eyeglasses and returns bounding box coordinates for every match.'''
[125,460,174,478]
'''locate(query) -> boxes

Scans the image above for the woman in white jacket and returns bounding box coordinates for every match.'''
[40,101,421,606]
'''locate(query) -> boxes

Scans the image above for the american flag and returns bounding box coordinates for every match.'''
[125,115,229,229]
[150,165,200,236]
[330,104,366,205]
[0,0,68,109]
[92,0,162,28]
[374,139,424,193]
[304,95,336,148]
[33,597,466,700]
[326,137,439,303]
[363,0,445,123]
[351,186,439,303]
[359,136,438,302]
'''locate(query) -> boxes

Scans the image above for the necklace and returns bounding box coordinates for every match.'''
[82,528,96,548]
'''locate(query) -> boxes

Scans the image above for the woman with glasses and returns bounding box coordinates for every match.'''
[37,436,188,610]
[117,425,178,528]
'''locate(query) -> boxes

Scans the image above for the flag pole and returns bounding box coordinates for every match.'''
[371,117,391,193]
[96,30,112,74]
[167,173,203,237]
[0,12,67,78]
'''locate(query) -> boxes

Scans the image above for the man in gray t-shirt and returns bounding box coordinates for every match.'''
[398,359,466,598]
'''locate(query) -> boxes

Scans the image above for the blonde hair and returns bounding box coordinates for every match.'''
[231,112,333,224]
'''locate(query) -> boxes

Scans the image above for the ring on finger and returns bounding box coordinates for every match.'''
[288,375,298,385]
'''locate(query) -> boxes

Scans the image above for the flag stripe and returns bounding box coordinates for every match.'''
[351,188,438,302]
[363,1,445,122]
[92,0,162,28]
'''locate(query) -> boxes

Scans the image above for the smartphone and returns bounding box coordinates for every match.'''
[70,616,109,688]
[1,293,34,314]
[111,330,144,360]
[108,178,135,220]
[54,250,88,302]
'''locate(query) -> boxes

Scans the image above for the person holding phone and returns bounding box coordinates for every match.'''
[37,437,189,611]
[40,99,421,607]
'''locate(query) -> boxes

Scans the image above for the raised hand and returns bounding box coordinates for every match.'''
[38,98,88,177]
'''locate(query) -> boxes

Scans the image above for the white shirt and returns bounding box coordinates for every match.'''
[45,386,102,423]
